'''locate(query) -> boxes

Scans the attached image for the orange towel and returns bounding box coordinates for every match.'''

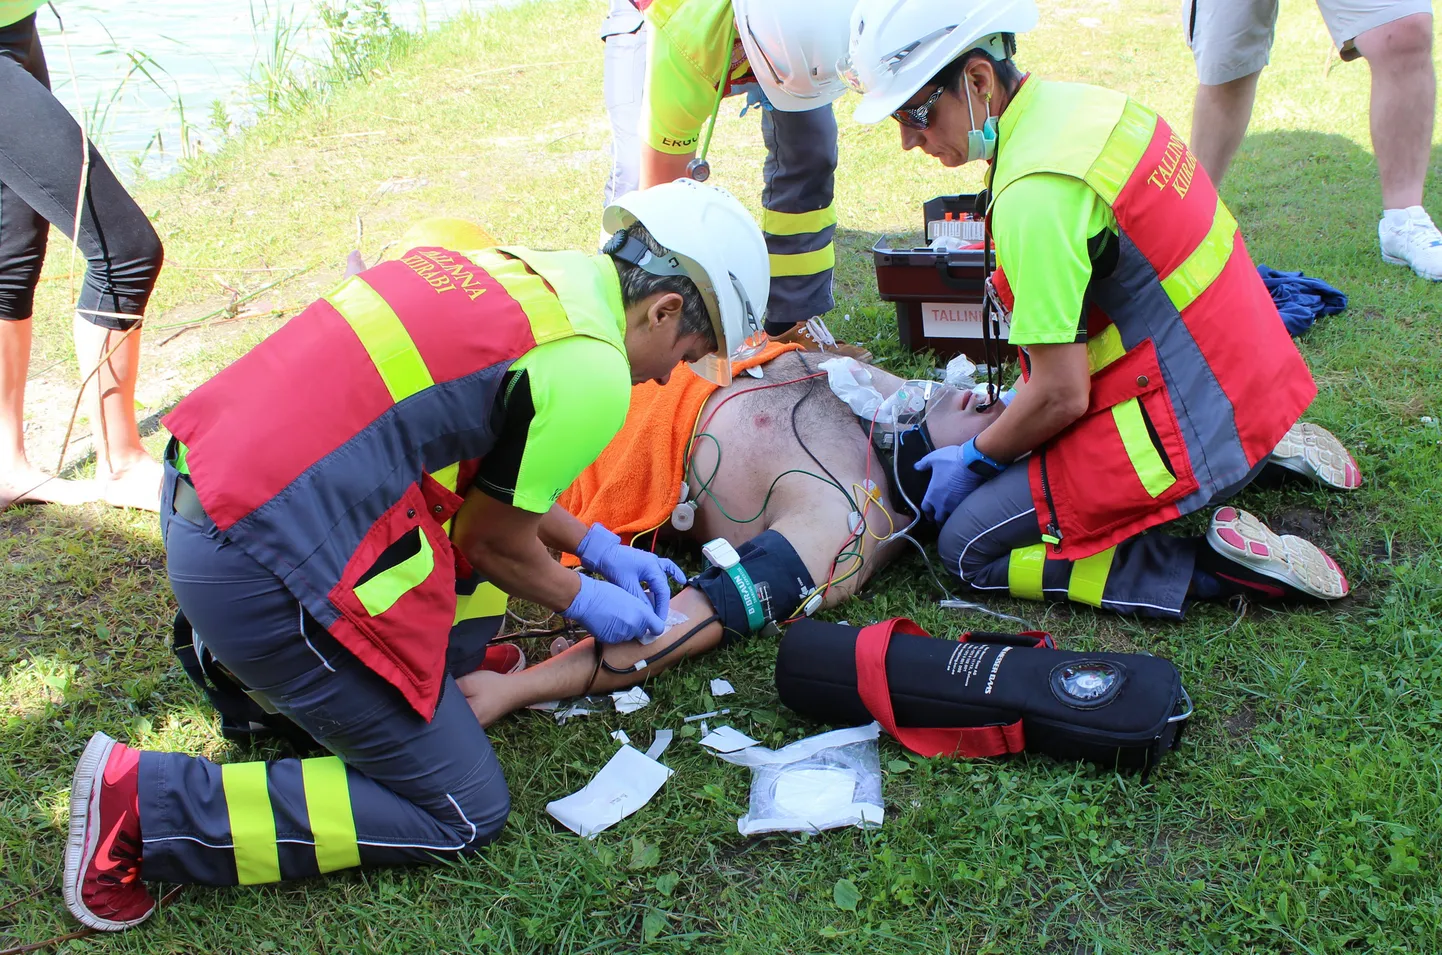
[558,341,803,560]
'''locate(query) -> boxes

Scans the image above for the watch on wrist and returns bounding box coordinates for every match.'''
[962,437,1007,479]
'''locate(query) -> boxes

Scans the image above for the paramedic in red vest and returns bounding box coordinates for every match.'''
[842,0,1353,617]
[60,179,771,932]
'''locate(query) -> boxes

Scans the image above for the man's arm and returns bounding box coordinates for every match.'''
[639,145,696,188]
[454,488,582,613]
[539,503,588,555]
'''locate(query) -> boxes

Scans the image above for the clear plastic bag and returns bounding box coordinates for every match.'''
[716,723,884,835]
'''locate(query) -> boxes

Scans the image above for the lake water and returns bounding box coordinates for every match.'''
[33,0,486,182]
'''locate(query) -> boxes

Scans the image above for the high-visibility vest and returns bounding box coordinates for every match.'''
[986,80,1316,560]
[163,247,631,717]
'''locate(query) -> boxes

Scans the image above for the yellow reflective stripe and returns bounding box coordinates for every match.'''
[1111,398,1177,498]
[431,463,462,535]
[1008,544,1046,601]
[762,205,837,237]
[1085,100,1158,205]
[221,763,281,885]
[353,532,435,616]
[469,249,572,344]
[769,244,835,278]
[455,580,508,624]
[1086,324,1125,375]
[1160,198,1236,312]
[300,757,361,874]
[1067,546,1116,607]
[325,277,434,403]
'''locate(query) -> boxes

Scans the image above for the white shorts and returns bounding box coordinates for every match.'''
[1185,0,1435,84]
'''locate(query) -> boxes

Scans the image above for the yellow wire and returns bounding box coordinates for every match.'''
[852,481,895,541]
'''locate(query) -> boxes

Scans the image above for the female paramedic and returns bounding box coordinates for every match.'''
[841,0,1354,618]
[0,2,164,510]
[636,0,872,356]
[61,179,771,931]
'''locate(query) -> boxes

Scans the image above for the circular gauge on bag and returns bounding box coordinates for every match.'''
[1050,660,1125,709]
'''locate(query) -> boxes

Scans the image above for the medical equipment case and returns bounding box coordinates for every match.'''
[873,193,1003,362]
[775,617,1192,775]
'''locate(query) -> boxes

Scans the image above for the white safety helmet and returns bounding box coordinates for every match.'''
[841,0,1037,124]
[732,0,859,112]
[602,179,770,387]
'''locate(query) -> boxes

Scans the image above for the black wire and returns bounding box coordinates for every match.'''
[791,352,860,513]
[600,613,720,676]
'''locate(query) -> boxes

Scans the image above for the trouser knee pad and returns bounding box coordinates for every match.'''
[692,529,815,645]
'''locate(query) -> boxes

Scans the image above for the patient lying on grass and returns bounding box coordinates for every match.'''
[456,347,1005,724]
[458,342,1360,726]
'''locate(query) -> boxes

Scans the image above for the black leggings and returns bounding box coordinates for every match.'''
[0,14,162,329]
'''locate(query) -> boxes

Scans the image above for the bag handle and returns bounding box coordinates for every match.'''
[855,617,1027,759]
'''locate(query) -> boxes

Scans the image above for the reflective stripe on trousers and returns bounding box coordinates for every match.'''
[761,103,838,326]
[934,466,1200,620]
[142,460,510,886]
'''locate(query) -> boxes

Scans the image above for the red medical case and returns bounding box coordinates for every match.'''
[873,193,1008,362]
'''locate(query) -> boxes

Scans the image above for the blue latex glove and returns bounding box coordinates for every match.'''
[564,574,668,645]
[575,523,686,620]
[913,438,1004,525]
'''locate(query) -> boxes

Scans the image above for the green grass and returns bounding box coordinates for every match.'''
[4,0,1442,951]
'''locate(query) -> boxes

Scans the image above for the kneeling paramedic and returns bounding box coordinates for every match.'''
[61,179,771,932]
[842,0,1350,618]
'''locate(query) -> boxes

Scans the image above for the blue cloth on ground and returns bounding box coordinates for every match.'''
[1257,265,1347,336]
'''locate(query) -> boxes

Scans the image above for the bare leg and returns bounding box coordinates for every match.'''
[1355,14,1435,210]
[0,318,96,508]
[72,315,160,511]
[458,588,724,726]
[1189,71,1262,186]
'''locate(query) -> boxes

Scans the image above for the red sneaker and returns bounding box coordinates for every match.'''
[63,733,153,931]
[479,643,526,675]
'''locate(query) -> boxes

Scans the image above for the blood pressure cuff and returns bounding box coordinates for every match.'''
[776,617,1192,774]
[692,529,815,646]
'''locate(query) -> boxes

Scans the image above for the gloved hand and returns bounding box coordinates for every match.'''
[564,574,668,645]
[913,437,1006,525]
[575,523,686,619]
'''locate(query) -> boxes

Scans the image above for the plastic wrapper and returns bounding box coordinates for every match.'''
[715,723,884,835]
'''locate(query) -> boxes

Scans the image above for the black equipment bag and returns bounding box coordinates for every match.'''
[171,610,318,751]
[775,617,1191,774]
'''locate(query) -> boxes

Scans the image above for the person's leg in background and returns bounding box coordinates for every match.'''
[1186,0,1280,185]
[0,16,96,508]
[64,461,509,931]
[0,14,163,513]
[760,106,834,325]
[1340,5,1441,280]
[601,4,648,211]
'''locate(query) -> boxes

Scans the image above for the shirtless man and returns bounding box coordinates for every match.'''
[457,349,1001,724]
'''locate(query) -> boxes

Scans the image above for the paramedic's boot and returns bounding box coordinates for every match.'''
[64,733,154,931]
[1379,207,1442,281]
[1202,507,1349,601]
[773,317,873,363]
[1267,422,1362,490]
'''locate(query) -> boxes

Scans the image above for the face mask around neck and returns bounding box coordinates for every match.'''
[965,80,998,162]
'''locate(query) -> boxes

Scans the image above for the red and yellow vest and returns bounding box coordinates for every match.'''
[164,247,630,717]
[987,81,1316,559]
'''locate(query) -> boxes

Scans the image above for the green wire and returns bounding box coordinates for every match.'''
[685,431,857,525]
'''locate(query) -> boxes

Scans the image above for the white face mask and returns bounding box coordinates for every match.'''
[964,79,998,162]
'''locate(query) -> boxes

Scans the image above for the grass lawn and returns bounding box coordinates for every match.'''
[3,0,1441,951]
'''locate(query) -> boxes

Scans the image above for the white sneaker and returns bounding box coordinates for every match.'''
[1268,422,1362,490]
[1379,206,1442,281]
